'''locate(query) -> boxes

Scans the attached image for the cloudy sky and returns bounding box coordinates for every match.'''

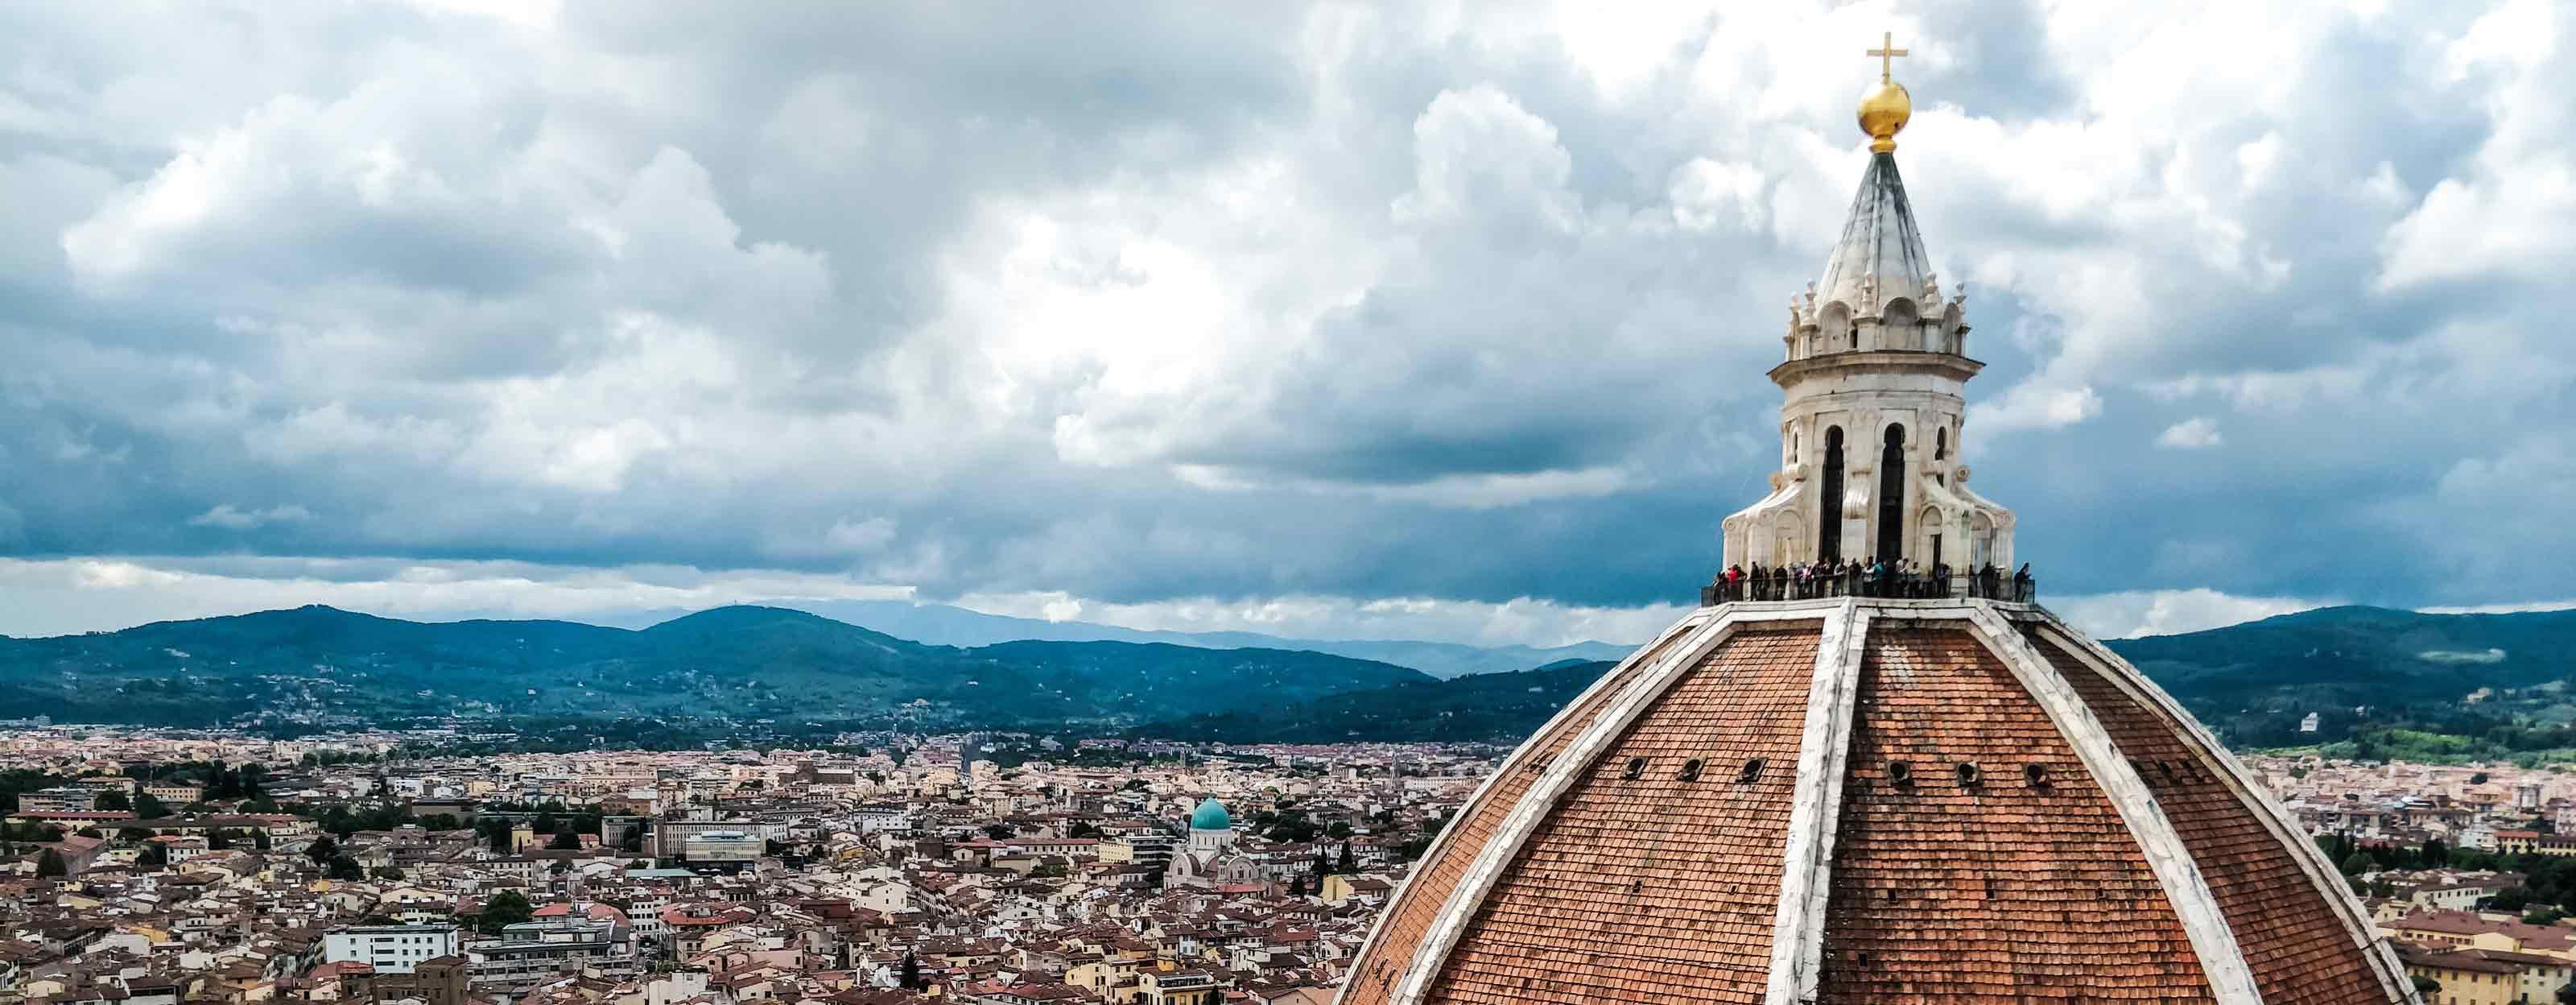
[2,0,2570,646]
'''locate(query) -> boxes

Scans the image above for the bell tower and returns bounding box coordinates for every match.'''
[1720,34,2014,573]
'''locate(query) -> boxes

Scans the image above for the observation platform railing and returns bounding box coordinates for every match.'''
[1700,567,2034,606]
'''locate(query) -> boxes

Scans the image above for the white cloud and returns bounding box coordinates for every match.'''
[2419,599,2576,615]
[1171,464,1637,509]
[756,517,902,561]
[2235,132,2285,191]
[1389,86,1577,230]
[1971,383,2103,436]
[2050,588,2327,639]
[184,503,315,530]
[1669,157,1768,233]
[824,517,898,553]
[2155,416,2223,449]
[2377,0,2574,292]
[955,588,1682,649]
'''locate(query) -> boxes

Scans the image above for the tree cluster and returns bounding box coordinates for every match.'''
[479,889,535,934]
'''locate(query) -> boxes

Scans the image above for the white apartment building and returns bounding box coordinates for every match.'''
[324,924,460,974]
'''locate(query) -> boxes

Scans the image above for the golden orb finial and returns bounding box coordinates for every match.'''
[1858,31,1911,153]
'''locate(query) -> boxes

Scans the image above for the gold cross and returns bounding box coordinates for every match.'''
[1868,31,1908,83]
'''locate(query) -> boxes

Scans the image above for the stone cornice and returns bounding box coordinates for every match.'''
[1766,349,1983,389]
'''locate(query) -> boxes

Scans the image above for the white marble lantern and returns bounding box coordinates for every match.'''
[1720,147,2015,573]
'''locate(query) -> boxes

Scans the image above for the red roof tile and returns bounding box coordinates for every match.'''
[2035,627,2392,1003]
[1338,624,1706,1005]
[1428,625,1818,1004]
[1818,626,2207,1001]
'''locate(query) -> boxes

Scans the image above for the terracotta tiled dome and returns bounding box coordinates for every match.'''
[1335,598,2417,1004]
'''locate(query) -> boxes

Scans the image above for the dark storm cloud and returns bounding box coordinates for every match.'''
[0,1,2571,642]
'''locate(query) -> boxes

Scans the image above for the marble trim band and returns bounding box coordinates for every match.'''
[1967,605,2261,1003]
[2033,619,2422,1004]
[1763,600,1867,1005]
[1383,606,1780,1005]
[1333,608,1718,1003]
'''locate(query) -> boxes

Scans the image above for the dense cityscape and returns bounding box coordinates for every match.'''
[1,722,2574,1003]
[0,723,1483,1005]
[2,0,2564,1000]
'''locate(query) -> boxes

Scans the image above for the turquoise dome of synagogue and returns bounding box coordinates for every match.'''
[1190,796,1230,830]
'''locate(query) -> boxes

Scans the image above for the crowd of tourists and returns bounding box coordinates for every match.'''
[1702,558,2033,605]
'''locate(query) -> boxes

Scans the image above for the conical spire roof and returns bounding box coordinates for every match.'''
[1814,151,1934,316]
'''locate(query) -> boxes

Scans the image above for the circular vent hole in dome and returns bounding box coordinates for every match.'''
[1678,759,1705,782]
[2025,763,2051,788]
[1621,757,1647,780]
[1887,760,1913,787]
[1956,762,1981,788]
[1737,758,1765,784]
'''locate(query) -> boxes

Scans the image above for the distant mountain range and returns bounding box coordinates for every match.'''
[591,598,1633,680]
[1133,658,1617,744]
[0,605,1432,738]
[4,603,2571,748]
[1166,604,2576,747]
[2108,604,2576,747]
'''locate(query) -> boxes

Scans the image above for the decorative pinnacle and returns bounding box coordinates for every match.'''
[1857,31,1913,153]
[1868,31,1907,84]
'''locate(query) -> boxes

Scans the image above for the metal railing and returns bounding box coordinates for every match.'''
[1700,565,2034,606]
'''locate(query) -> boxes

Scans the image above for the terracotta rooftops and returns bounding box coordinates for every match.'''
[2395,942,2566,974]
[1334,598,2419,1005]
